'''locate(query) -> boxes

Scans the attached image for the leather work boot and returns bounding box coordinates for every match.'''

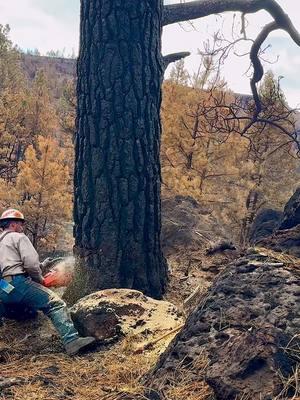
[65,336,96,356]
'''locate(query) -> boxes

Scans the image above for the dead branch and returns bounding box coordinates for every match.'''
[163,0,300,117]
[163,0,299,35]
[163,52,191,70]
[249,22,277,118]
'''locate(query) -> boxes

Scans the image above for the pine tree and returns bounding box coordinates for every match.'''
[57,79,76,174]
[169,59,190,86]
[161,81,240,203]
[0,178,17,210]
[0,25,30,180]
[26,70,58,139]
[16,136,72,250]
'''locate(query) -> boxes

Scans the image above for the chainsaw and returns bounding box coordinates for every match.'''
[42,258,74,288]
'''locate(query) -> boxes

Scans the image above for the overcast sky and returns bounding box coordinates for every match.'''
[0,0,299,107]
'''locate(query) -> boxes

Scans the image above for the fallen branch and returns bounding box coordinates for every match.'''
[134,324,184,354]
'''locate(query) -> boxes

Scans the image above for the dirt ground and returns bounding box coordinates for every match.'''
[0,316,163,400]
[0,313,214,400]
[0,246,237,400]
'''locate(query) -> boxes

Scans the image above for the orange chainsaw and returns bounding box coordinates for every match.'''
[42,258,74,288]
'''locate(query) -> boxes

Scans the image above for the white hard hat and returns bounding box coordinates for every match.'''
[0,209,25,222]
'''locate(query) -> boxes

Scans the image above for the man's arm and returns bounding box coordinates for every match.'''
[17,235,44,283]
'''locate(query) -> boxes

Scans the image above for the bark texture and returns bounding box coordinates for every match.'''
[68,0,167,302]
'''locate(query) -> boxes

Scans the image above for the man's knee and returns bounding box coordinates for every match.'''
[44,292,67,315]
[22,280,66,315]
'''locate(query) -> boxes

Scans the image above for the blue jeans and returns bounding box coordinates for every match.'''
[0,275,79,345]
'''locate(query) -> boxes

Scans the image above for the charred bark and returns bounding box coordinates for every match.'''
[66,0,300,304]
[66,0,168,303]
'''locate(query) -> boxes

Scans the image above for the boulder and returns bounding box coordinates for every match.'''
[258,225,300,258]
[71,289,184,343]
[145,250,300,400]
[279,187,300,230]
[161,195,229,255]
[254,189,300,257]
[249,208,283,244]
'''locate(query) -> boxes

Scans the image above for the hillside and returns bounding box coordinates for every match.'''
[20,54,76,101]
[1,37,300,399]
[21,54,76,81]
[2,188,300,399]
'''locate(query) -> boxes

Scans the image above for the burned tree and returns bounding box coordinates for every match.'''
[68,0,168,302]
[68,0,300,302]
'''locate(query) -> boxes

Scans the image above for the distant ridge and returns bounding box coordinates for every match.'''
[20,54,76,81]
[19,54,299,130]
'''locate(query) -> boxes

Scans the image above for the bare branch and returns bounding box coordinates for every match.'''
[163,52,191,70]
[163,0,300,116]
[163,0,299,38]
[240,13,247,38]
[249,22,277,117]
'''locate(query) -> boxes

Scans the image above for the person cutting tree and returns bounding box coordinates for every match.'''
[0,208,96,355]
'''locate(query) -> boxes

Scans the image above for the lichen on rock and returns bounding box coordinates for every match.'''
[145,250,300,400]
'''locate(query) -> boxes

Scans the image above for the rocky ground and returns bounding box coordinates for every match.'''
[0,195,236,400]
[146,248,300,400]
[1,192,300,400]
[251,187,300,258]
[0,291,184,400]
[161,195,239,308]
[1,246,299,400]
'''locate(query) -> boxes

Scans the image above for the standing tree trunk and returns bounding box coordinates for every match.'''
[65,0,300,304]
[66,0,168,303]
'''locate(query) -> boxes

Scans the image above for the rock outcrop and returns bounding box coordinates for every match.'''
[249,208,283,244]
[258,225,300,258]
[279,187,300,230]
[161,195,239,306]
[71,289,184,343]
[161,195,230,255]
[145,250,300,400]
[257,189,300,257]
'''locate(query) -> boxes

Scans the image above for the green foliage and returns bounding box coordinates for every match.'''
[259,70,287,108]
[58,79,76,137]
[26,48,41,56]
[26,69,58,137]
[0,25,30,179]
[0,24,22,91]
[46,49,66,58]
